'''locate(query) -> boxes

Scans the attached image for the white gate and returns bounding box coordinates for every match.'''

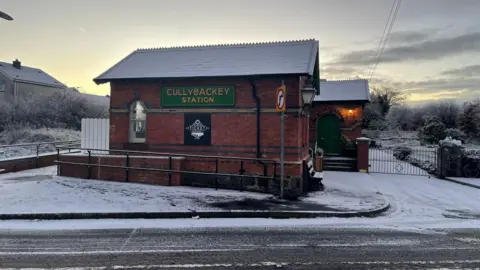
[81,118,109,154]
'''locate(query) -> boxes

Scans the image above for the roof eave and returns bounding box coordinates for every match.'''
[13,78,67,88]
[313,99,369,103]
[306,40,319,75]
[93,72,311,85]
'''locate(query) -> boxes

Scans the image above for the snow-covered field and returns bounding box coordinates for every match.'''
[0,167,385,214]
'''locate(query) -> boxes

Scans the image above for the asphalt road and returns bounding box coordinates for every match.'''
[1,227,480,269]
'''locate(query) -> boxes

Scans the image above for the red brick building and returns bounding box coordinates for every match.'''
[58,39,318,188]
[309,79,370,155]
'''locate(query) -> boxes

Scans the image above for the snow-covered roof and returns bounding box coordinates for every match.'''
[94,39,319,84]
[0,60,66,88]
[314,79,369,102]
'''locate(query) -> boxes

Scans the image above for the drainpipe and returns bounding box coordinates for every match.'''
[250,79,268,178]
[250,79,261,158]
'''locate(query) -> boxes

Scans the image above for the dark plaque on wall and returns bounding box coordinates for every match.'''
[184,113,211,146]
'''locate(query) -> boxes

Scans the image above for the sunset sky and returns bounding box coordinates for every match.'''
[1,0,479,103]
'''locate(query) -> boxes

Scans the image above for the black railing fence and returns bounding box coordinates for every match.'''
[462,149,480,178]
[368,146,438,176]
[0,140,81,168]
[55,147,284,194]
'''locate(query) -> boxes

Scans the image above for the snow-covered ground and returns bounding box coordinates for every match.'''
[0,127,80,160]
[1,168,480,231]
[0,167,269,214]
[309,171,387,211]
[447,177,480,188]
[0,167,385,214]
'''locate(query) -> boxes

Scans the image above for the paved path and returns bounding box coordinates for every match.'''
[1,227,480,269]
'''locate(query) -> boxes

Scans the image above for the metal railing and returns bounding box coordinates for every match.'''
[0,139,80,159]
[369,146,438,176]
[55,147,279,193]
[462,149,480,178]
[0,140,81,170]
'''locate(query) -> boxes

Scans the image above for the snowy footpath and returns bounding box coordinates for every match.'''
[446,176,480,189]
[1,167,480,231]
[0,166,386,215]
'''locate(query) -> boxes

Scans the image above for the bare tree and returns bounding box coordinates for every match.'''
[370,86,408,117]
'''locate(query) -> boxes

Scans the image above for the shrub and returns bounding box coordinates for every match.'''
[0,90,107,132]
[418,116,446,144]
[393,146,412,160]
[369,119,390,131]
[444,128,466,143]
[458,101,480,138]
[362,103,384,129]
[340,135,355,149]
[387,105,416,131]
[421,100,460,129]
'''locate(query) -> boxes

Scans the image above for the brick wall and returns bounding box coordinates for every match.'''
[108,76,310,163]
[309,103,364,144]
[0,154,57,173]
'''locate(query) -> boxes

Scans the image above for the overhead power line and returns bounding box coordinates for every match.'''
[367,0,397,78]
[367,0,402,81]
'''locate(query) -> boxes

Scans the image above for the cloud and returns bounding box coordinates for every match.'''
[387,30,431,45]
[333,32,480,66]
[441,65,480,77]
[321,66,359,76]
[366,75,480,103]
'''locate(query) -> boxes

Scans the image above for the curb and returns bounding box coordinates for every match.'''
[443,177,480,190]
[0,202,390,220]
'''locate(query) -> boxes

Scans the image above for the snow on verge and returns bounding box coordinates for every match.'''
[0,167,385,214]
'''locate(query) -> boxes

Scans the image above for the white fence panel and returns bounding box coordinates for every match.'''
[81,118,109,154]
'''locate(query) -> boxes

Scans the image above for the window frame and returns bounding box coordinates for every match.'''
[0,81,5,100]
[129,100,147,143]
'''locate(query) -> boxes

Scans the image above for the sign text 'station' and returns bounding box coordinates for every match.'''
[161,86,235,107]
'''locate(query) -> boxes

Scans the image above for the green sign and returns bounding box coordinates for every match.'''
[161,86,235,107]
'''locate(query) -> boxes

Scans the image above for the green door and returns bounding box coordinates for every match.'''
[317,115,341,154]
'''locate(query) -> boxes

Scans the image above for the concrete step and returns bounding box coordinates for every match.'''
[323,160,356,165]
[323,164,356,172]
[323,156,356,162]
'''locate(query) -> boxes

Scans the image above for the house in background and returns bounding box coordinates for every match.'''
[0,59,67,102]
[309,79,370,171]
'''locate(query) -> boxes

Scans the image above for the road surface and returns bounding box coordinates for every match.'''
[1,227,480,269]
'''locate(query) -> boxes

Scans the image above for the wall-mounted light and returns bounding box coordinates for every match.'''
[348,109,353,115]
[300,76,316,116]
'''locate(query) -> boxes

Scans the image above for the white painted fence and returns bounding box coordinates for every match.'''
[81,118,109,154]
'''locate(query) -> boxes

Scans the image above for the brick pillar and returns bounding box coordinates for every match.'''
[356,137,371,173]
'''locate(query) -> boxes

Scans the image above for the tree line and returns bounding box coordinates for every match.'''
[363,87,480,144]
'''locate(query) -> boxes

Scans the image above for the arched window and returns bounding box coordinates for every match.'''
[129,101,146,143]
